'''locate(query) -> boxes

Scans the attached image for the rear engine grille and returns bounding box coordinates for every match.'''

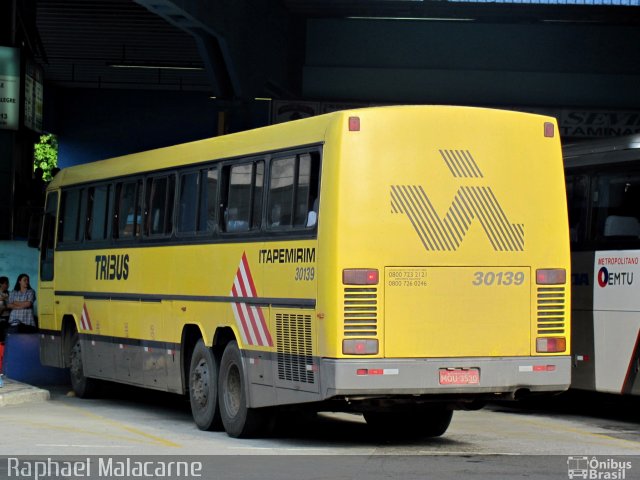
[276,313,314,384]
[536,286,566,335]
[344,287,378,337]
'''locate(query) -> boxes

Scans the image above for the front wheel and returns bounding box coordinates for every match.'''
[364,408,453,438]
[218,340,270,438]
[189,339,222,431]
[68,331,98,398]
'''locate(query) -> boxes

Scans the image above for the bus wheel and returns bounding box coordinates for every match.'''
[364,408,453,438]
[189,339,221,431]
[69,331,98,398]
[218,340,268,438]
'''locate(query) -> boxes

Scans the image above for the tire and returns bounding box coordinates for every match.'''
[218,340,269,438]
[68,331,98,398]
[364,408,453,438]
[189,339,222,431]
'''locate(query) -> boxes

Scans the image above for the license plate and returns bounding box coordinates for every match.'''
[439,368,480,385]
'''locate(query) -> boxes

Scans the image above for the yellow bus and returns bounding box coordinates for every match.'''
[37,106,571,438]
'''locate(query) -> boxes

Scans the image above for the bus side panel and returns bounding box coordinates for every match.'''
[40,332,65,368]
[245,238,320,408]
[593,250,640,394]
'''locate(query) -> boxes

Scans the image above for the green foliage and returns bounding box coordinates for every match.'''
[34,133,58,182]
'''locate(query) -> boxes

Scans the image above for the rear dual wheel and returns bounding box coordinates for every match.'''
[218,340,270,438]
[189,339,222,431]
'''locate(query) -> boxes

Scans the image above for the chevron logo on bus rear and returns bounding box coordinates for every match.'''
[230,252,273,347]
[390,150,524,252]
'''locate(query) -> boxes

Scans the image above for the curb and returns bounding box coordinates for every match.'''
[0,378,50,406]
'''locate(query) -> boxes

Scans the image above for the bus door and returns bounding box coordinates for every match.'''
[39,191,60,366]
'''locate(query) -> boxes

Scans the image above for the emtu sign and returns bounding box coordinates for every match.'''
[0,47,20,131]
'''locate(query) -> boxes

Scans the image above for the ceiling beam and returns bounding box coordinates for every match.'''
[134,0,241,98]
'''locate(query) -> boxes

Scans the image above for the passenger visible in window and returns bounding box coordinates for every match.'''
[306,198,319,227]
[270,204,282,228]
[225,207,248,232]
[7,274,37,334]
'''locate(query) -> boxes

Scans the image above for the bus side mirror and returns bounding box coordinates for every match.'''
[27,211,43,248]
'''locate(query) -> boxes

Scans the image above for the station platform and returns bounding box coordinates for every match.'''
[0,377,50,406]
[0,332,68,407]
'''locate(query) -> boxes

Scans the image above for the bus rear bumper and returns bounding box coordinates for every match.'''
[320,356,571,399]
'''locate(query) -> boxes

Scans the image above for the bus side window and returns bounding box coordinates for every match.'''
[591,171,640,246]
[58,188,84,244]
[297,152,319,229]
[201,167,218,233]
[267,156,295,229]
[222,161,263,233]
[177,171,199,235]
[85,184,110,241]
[145,175,175,237]
[267,151,320,231]
[115,180,142,240]
[565,174,589,246]
[40,192,58,281]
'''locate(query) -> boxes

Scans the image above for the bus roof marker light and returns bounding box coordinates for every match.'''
[544,122,555,138]
[343,269,379,285]
[348,116,360,131]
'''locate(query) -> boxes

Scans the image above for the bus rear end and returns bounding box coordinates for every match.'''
[317,106,570,433]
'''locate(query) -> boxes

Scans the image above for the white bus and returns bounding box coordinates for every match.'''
[564,134,640,396]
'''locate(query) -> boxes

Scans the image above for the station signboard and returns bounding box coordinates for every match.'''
[24,58,44,132]
[0,46,20,131]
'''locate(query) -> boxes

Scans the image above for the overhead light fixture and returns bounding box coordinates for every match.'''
[347,16,474,21]
[254,97,272,101]
[107,63,204,71]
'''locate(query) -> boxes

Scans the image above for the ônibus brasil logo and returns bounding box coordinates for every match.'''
[597,267,634,288]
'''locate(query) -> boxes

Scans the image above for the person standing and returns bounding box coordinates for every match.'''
[0,276,9,341]
[7,274,36,334]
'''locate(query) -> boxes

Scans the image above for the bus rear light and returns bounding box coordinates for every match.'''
[348,116,360,131]
[343,339,378,355]
[536,268,566,285]
[544,122,555,138]
[343,269,379,285]
[533,365,556,372]
[357,368,384,375]
[536,337,566,353]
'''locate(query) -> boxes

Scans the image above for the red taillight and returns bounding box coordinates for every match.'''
[343,339,378,355]
[356,368,384,376]
[343,269,379,285]
[533,365,556,372]
[536,268,566,285]
[544,122,555,138]
[536,337,566,353]
[348,116,360,131]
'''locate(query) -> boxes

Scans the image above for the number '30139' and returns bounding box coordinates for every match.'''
[472,271,525,286]
[295,267,315,281]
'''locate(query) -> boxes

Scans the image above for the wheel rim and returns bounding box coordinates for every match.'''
[223,363,241,417]
[191,358,210,408]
